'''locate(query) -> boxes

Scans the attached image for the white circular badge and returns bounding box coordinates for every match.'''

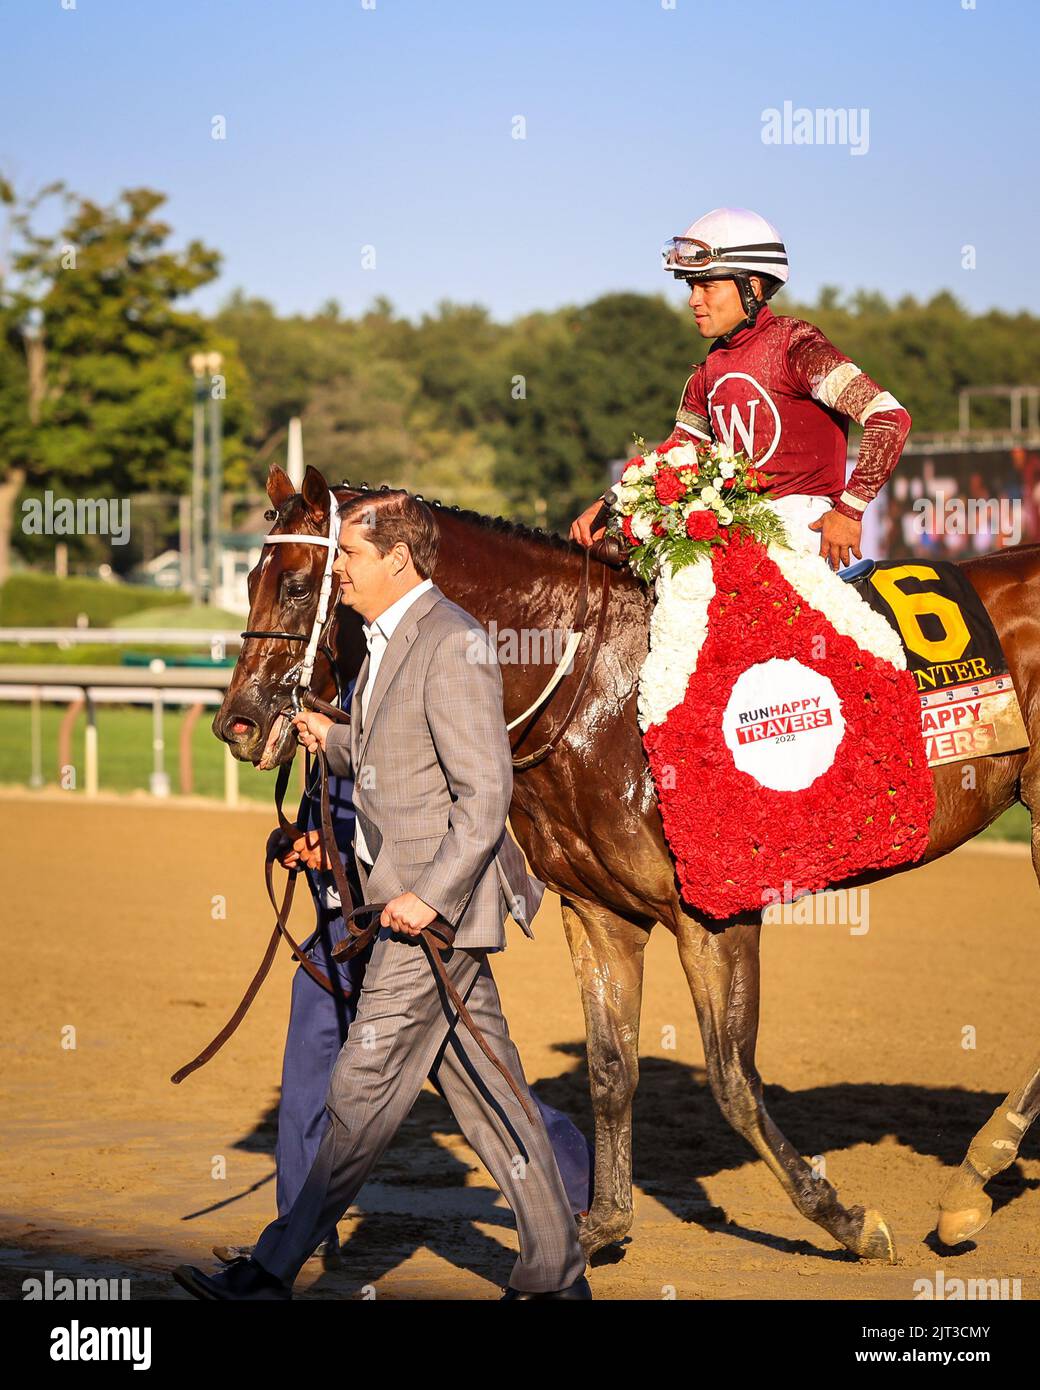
[721,658,846,791]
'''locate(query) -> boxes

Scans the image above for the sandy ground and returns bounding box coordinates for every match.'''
[1,792,1038,1302]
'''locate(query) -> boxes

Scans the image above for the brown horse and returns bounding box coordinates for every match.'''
[215,463,1040,1262]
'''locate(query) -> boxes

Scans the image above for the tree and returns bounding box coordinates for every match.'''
[492,292,696,528]
[1,182,253,574]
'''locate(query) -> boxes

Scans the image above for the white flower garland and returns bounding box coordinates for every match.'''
[637,557,715,732]
[765,542,907,670]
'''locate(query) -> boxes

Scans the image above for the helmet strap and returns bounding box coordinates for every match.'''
[716,274,765,343]
[736,274,766,325]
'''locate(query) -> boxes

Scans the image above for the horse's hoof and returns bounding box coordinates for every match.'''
[936,1195,992,1247]
[577,1208,631,1257]
[856,1207,897,1263]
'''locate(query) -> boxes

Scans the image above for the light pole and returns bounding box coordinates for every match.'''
[204,350,224,606]
[189,352,208,597]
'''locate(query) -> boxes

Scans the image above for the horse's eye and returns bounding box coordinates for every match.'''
[284,582,309,601]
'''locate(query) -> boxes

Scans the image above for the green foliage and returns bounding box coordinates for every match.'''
[111,602,242,629]
[0,571,186,626]
[491,293,695,528]
[222,281,1040,536]
[780,287,1040,433]
[6,172,1040,565]
[1,182,254,569]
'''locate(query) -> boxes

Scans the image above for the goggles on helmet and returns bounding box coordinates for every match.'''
[662,237,788,271]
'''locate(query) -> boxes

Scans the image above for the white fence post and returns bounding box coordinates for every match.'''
[84,692,99,798]
[29,687,43,789]
[150,690,170,797]
[224,743,239,808]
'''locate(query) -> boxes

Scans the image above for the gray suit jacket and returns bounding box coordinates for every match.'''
[324,584,544,950]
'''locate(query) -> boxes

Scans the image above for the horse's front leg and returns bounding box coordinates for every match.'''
[559,897,651,1257]
[674,910,896,1261]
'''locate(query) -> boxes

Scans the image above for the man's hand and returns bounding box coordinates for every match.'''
[809,508,862,571]
[569,498,609,548]
[380,891,439,938]
[292,709,333,753]
[266,824,331,871]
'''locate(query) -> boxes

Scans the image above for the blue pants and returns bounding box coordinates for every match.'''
[275,910,364,1245]
[275,883,593,1229]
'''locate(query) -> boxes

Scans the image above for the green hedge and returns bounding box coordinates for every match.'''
[0,572,188,627]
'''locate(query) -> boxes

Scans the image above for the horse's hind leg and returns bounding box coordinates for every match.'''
[936,1054,1040,1246]
[938,766,1040,1245]
[559,897,650,1257]
[675,911,896,1261]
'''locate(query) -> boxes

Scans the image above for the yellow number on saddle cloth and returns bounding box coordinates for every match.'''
[868,565,971,664]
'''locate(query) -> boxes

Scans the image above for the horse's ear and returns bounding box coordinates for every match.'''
[301,465,331,525]
[267,464,295,509]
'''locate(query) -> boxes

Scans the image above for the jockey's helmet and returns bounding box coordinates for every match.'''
[662,207,789,326]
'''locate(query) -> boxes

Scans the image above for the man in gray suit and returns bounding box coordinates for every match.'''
[174,489,589,1301]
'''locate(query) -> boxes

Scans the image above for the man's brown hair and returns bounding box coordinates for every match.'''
[337,490,440,579]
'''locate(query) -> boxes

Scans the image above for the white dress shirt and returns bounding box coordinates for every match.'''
[353,577,434,866]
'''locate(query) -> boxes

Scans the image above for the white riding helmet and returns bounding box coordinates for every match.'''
[663,207,789,296]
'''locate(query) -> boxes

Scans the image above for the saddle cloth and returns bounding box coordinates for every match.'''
[847,559,1029,768]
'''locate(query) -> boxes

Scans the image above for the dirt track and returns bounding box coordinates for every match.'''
[1,793,1038,1301]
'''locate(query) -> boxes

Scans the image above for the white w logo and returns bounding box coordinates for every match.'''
[712,399,760,455]
[707,372,782,464]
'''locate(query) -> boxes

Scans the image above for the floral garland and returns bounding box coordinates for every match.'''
[611,430,934,916]
[606,438,789,583]
[640,536,935,918]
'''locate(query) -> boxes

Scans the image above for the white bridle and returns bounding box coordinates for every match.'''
[251,494,583,732]
[244,501,341,700]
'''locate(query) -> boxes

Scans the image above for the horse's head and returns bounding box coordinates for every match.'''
[215,463,354,769]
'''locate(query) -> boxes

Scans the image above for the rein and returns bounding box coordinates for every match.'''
[171,739,536,1121]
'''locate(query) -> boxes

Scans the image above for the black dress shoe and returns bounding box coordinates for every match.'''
[501,1275,592,1301]
[173,1257,291,1301]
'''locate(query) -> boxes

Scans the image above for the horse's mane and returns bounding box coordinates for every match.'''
[331,480,582,558]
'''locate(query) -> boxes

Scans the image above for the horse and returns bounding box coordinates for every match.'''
[215,462,1040,1262]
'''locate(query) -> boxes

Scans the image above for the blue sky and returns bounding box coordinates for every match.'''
[3,0,1037,321]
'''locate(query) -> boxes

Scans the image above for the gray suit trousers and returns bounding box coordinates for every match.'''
[252,926,587,1293]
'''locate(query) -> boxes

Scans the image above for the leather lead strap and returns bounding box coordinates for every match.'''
[172,736,538,1128]
[170,924,282,1085]
[330,904,537,1125]
[171,758,357,1084]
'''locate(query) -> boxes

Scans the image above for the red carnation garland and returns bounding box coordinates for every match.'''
[642,537,935,918]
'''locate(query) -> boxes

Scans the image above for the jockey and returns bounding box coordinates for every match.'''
[570,207,912,569]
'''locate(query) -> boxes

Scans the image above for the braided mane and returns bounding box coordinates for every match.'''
[331,480,582,558]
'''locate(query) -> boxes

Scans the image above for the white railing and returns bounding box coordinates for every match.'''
[0,627,243,659]
[0,662,243,804]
